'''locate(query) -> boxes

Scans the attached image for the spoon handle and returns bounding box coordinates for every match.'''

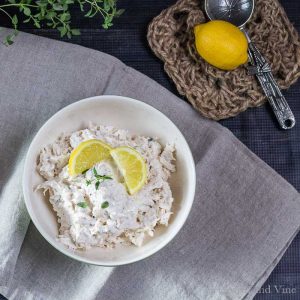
[245,35,296,129]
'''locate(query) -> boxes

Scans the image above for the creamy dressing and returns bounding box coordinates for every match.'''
[37,123,175,249]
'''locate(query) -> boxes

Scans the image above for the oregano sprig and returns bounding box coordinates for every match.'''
[0,0,124,45]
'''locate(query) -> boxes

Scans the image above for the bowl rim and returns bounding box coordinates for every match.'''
[22,95,196,266]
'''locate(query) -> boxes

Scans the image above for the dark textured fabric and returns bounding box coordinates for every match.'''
[0,0,299,299]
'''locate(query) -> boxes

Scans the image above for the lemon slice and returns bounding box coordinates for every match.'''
[68,139,112,176]
[110,146,147,195]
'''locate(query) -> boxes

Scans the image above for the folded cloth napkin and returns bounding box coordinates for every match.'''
[0,29,299,300]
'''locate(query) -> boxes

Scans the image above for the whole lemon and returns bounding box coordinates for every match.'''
[194,20,248,71]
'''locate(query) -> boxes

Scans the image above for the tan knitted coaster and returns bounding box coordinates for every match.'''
[147,0,300,120]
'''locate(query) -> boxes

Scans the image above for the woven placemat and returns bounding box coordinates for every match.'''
[147,0,300,120]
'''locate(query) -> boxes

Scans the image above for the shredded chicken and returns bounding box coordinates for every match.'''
[36,123,176,249]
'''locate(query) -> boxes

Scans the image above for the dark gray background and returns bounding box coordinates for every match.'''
[0,0,299,299]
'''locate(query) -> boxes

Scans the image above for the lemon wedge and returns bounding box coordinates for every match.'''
[68,139,112,176]
[110,146,147,195]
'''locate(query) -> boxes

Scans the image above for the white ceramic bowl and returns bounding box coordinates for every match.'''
[23,95,196,266]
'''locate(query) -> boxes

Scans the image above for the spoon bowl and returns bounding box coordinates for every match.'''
[205,0,254,28]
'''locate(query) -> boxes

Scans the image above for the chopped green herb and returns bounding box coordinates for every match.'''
[95,181,100,190]
[95,174,113,180]
[101,201,109,209]
[93,167,98,176]
[82,169,89,175]
[77,202,88,208]
[88,168,113,189]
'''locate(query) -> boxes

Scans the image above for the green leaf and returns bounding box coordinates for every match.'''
[60,13,67,21]
[37,13,44,20]
[4,35,14,46]
[95,181,100,190]
[37,1,48,8]
[23,7,31,16]
[86,180,92,186]
[71,29,80,36]
[53,3,64,11]
[12,15,18,25]
[58,26,67,37]
[103,0,110,11]
[106,14,113,23]
[101,201,109,209]
[95,174,112,180]
[77,202,88,208]
[93,168,98,176]
[115,9,125,17]
[34,21,41,29]
[62,13,71,21]
[46,11,56,19]
[59,12,70,21]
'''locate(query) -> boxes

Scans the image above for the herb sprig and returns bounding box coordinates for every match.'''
[0,0,124,45]
[85,167,112,190]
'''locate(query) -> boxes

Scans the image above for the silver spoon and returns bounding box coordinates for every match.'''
[204,0,296,129]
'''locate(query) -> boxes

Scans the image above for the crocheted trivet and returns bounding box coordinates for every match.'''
[147,0,300,120]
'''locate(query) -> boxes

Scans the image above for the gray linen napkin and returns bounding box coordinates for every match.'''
[0,29,299,300]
